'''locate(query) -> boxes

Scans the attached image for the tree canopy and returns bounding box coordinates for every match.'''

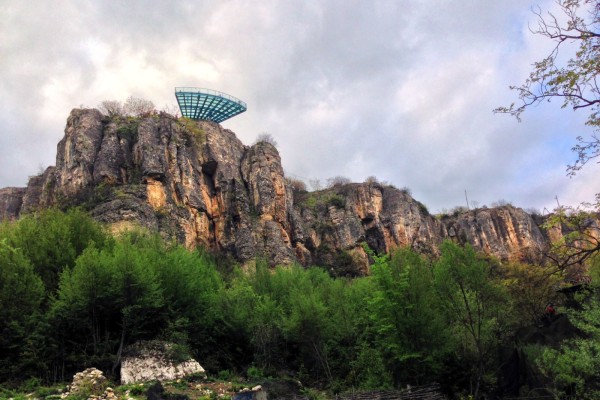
[0,208,594,398]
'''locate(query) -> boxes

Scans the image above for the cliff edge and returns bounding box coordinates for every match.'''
[0,109,550,273]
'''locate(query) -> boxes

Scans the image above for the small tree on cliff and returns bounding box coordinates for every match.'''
[98,100,124,117]
[495,0,599,174]
[327,176,351,188]
[255,132,278,147]
[99,97,156,118]
[123,96,156,117]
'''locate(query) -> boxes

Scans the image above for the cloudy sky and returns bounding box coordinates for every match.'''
[1,0,597,213]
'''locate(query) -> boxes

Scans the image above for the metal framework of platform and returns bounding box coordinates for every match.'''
[175,87,247,123]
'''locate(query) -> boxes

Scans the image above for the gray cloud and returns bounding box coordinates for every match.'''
[1,0,597,213]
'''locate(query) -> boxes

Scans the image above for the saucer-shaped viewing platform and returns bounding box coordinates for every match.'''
[175,87,247,123]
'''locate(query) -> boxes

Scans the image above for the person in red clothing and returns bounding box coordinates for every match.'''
[542,303,557,326]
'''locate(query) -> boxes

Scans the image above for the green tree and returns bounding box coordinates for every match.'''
[535,257,600,397]
[495,0,599,174]
[50,245,118,373]
[284,279,333,383]
[0,239,45,382]
[220,261,372,388]
[499,261,562,324]
[251,264,336,383]
[543,201,600,272]
[154,246,224,363]
[107,235,165,374]
[433,241,513,399]
[368,246,449,385]
[218,269,259,370]
[50,232,164,377]
[537,294,600,398]
[0,208,111,295]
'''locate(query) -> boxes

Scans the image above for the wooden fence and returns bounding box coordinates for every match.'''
[276,383,446,400]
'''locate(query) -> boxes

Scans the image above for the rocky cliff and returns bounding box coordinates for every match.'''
[0,109,551,273]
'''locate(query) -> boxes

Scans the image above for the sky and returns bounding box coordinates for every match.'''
[0,0,598,214]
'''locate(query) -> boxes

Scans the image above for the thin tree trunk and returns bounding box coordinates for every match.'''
[312,340,333,383]
[112,321,126,376]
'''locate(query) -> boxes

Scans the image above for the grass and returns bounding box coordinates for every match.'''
[2,373,310,400]
[179,117,206,146]
[298,191,346,212]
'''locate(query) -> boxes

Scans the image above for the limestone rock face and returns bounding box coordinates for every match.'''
[241,142,296,265]
[0,108,554,272]
[56,109,105,197]
[441,206,548,263]
[0,187,25,221]
[293,183,444,274]
[120,341,206,385]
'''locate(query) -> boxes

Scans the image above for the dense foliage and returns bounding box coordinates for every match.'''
[1,209,599,398]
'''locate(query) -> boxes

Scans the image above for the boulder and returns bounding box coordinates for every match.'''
[120,341,206,385]
[63,367,108,398]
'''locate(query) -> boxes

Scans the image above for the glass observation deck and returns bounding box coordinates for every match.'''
[175,87,247,123]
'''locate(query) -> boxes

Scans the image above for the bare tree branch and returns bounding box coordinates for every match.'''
[495,0,600,175]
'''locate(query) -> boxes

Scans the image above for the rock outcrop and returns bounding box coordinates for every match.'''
[0,108,551,272]
[120,341,206,385]
[441,206,548,263]
[0,187,25,221]
[64,367,109,398]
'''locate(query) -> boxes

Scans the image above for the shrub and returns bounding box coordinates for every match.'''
[309,179,323,191]
[117,121,139,142]
[123,96,155,117]
[302,195,318,210]
[167,343,193,363]
[286,177,307,192]
[451,206,469,216]
[179,118,205,146]
[365,176,379,184]
[300,388,328,400]
[98,100,123,117]
[246,366,264,379]
[19,377,42,393]
[491,199,512,207]
[254,133,277,147]
[117,384,145,396]
[326,194,346,209]
[416,200,429,216]
[217,370,232,380]
[35,386,63,398]
[525,207,542,217]
[327,176,351,188]
[400,186,412,196]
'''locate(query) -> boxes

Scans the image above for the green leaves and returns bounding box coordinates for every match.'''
[0,208,111,295]
[366,246,450,384]
[495,0,599,174]
[537,296,600,398]
[5,207,594,396]
[542,203,600,271]
[0,239,45,381]
[433,241,513,398]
